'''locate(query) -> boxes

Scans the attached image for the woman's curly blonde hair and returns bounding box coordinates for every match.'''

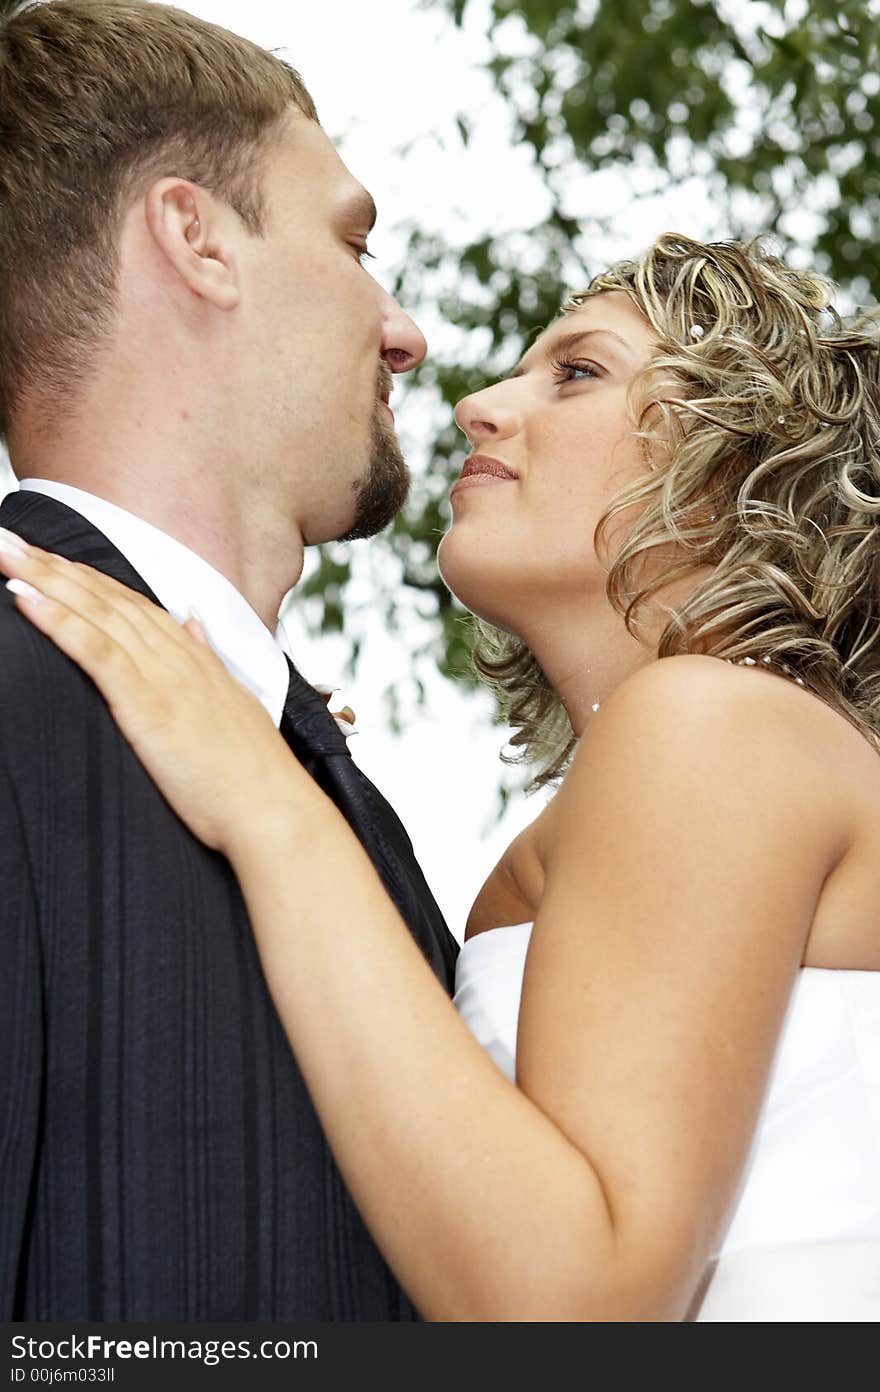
[472,233,880,788]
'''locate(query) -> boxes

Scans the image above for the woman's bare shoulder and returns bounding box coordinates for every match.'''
[550,653,880,967]
[564,652,876,814]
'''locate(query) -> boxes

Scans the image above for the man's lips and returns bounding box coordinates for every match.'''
[451,454,519,497]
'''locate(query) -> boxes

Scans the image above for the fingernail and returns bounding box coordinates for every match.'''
[0,528,29,555]
[6,578,43,603]
[312,683,340,696]
[183,607,206,631]
[334,718,359,737]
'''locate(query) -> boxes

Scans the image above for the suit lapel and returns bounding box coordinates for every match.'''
[0,490,163,604]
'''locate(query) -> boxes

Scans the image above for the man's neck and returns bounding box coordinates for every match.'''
[14,463,304,631]
[9,369,305,629]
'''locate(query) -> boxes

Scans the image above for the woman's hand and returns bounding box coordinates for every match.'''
[0,528,305,856]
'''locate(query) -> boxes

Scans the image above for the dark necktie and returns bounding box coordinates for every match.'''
[278,658,458,985]
[280,656,354,763]
[278,658,407,904]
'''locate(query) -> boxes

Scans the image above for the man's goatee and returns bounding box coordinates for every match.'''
[341,407,410,541]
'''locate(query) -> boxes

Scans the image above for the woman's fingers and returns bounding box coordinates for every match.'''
[0,530,219,675]
[0,529,200,659]
[0,530,225,714]
[4,571,147,714]
[0,530,151,653]
[0,530,295,854]
[182,614,211,645]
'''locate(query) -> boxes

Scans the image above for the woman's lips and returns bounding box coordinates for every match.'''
[450,472,516,499]
[450,455,518,500]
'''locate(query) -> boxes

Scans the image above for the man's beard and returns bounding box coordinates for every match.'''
[339,394,410,542]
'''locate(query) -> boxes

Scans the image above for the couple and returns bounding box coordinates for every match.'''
[1,0,879,1324]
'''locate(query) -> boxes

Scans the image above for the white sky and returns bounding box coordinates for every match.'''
[1,0,737,935]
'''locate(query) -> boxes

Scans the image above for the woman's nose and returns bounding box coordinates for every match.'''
[454,385,521,448]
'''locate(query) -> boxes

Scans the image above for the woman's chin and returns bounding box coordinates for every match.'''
[436,531,519,634]
[436,529,480,610]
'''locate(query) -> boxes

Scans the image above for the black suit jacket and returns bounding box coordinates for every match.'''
[0,489,458,1320]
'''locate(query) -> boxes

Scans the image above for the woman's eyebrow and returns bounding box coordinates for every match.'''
[509,328,634,379]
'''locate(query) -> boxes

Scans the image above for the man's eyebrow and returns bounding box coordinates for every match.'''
[342,190,378,232]
[509,328,634,379]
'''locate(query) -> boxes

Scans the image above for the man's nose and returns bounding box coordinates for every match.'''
[380,293,427,373]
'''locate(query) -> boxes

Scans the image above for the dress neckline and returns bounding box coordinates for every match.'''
[462,921,532,946]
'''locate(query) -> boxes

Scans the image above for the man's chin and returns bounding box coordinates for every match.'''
[340,468,410,541]
[339,416,410,541]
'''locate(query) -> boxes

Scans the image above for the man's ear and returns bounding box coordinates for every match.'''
[143,179,241,311]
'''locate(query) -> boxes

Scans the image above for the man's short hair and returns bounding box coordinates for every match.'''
[0,0,318,440]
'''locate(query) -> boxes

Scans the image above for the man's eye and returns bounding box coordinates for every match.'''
[550,357,601,384]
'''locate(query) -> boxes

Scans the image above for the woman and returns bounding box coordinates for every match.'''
[2,234,879,1321]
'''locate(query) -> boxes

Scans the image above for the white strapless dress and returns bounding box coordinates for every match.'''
[453,922,880,1321]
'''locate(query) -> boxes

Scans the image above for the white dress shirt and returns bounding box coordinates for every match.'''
[18,478,295,728]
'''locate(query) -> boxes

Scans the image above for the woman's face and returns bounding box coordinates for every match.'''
[437,291,660,633]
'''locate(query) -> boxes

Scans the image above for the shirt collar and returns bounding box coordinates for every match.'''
[18,478,293,727]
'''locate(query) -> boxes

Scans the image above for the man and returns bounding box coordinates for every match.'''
[0,0,458,1320]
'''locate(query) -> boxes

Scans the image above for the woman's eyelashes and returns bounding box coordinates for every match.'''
[354,243,376,265]
[550,356,603,385]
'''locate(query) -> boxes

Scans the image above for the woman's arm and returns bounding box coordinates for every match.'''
[0,543,852,1319]
[231,656,849,1320]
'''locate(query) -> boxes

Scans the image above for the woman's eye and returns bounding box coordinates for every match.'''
[354,244,376,266]
[550,357,601,384]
